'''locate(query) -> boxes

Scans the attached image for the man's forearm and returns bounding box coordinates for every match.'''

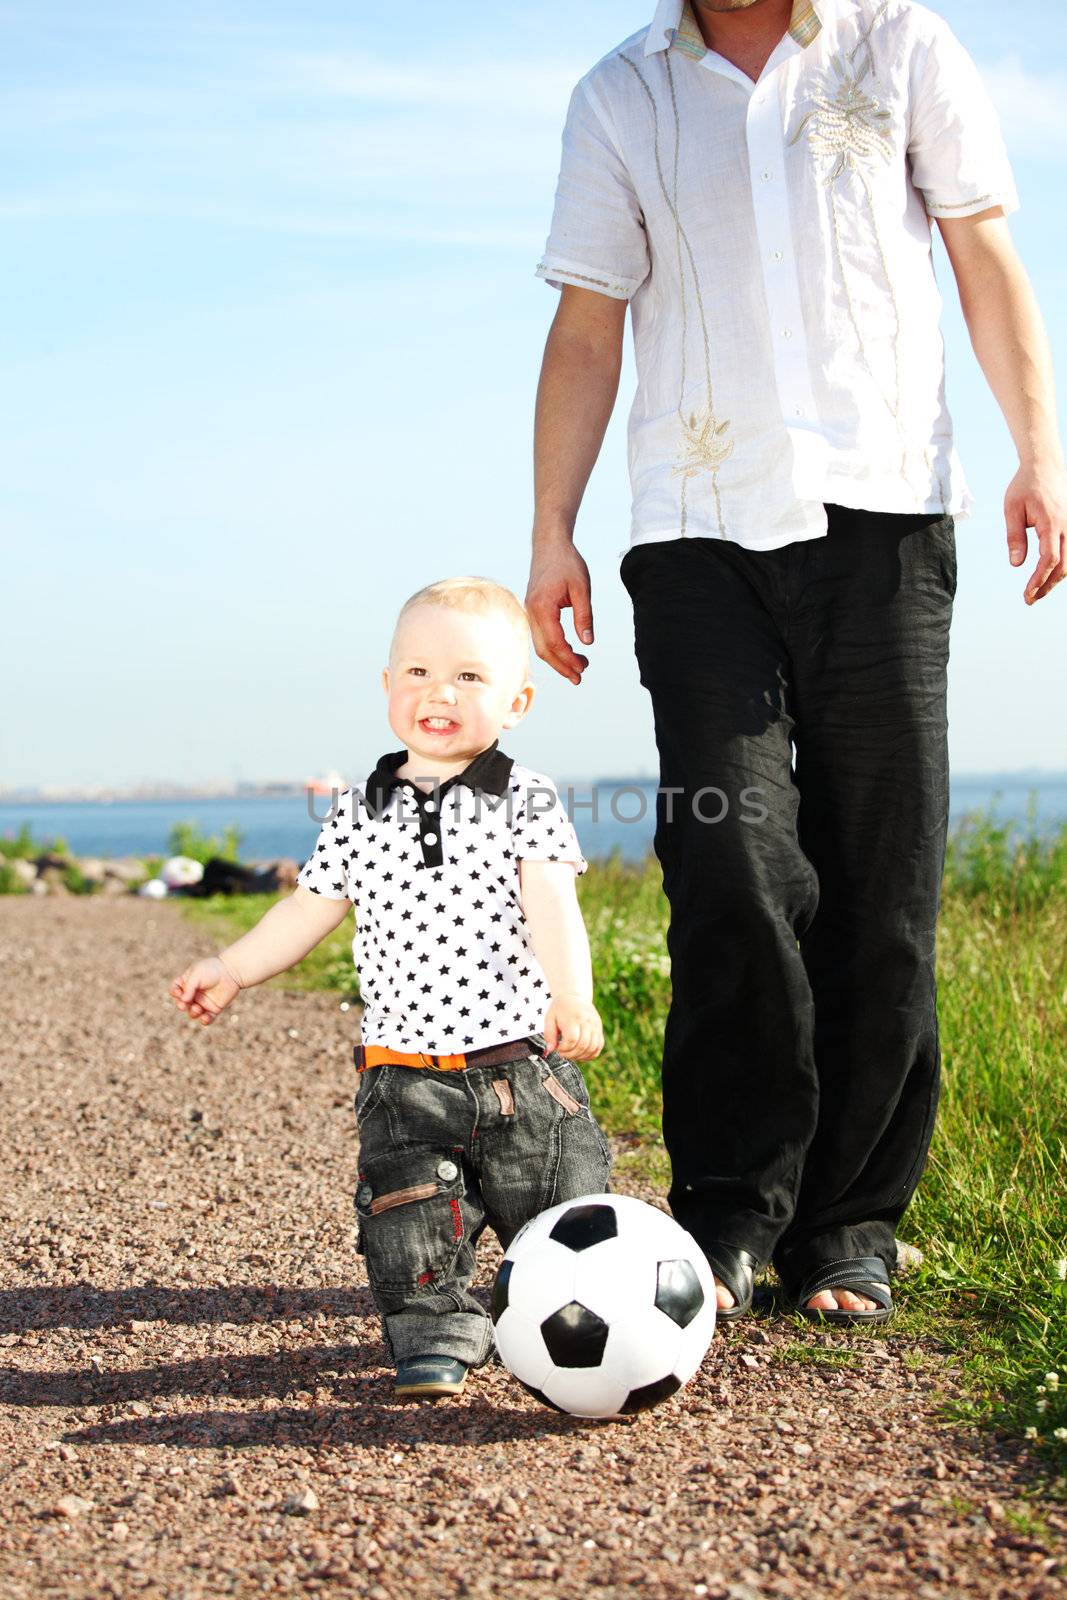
[533,312,624,546]
[943,216,1062,469]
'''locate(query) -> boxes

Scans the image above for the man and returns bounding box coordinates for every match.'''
[524,0,1065,1322]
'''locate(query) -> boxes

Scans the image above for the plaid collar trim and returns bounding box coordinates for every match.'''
[362,739,514,818]
[647,0,824,59]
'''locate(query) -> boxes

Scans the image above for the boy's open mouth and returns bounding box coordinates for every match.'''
[419,717,460,735]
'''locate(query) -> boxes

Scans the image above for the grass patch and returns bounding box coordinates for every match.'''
[775,1342,860,1370]
[176,807,1067,1475]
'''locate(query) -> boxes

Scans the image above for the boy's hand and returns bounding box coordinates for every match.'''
[543,995,603,1062]
[169,958,242,1026]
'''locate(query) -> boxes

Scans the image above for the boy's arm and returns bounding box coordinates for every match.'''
[519,858,603,1061]
[171,885,351,1024]
[219,885,351,987]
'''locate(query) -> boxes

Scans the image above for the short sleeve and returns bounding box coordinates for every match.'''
[907,16,1019,220]
[535,78,651,301]
[296,789,357,900]
[511,777,589,877]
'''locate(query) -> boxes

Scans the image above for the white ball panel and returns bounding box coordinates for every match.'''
[493,1309,553,1390]
[602,1306,683,1391]
[570,1236,657,1323]
[505,1243,578,1321]
[673,1301,717,1383]
[542,1364,630,1419]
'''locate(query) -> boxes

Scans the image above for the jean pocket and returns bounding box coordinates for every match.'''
[540,1055,593,1115]
[354,1148,466,1296]
[354,1064,388,1127]
[927,515,957,600]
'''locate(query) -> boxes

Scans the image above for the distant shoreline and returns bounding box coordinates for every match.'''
[4,769,1066,806]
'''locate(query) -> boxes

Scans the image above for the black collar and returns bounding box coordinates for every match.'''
[361,739,514,818]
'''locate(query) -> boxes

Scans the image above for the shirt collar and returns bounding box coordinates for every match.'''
[645,0,826,59]
[361,739,514,818]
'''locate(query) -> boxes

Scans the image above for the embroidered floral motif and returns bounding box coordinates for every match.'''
[788,52,892,183]
[673,410,734,482]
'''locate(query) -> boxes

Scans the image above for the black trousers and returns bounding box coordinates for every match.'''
[619,505,956,1283]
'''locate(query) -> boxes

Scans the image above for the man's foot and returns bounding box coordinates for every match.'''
[394,1355,468,1398]
[786,1256,894,1325]
[805,1284,889,1314]
[703,1244,759,1321]
[716,1282,887,1312]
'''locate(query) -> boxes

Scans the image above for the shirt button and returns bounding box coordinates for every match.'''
[424,832,438,845]
[424,801,436,812]
[782,328,793,340]
[772,250,783,262]
[437,1159,459,1182]
[761,169,773,181]
[794,405,805,417]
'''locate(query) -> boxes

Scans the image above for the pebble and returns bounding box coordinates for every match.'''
[283,1488,320,1516]
[53,1496,93,1518]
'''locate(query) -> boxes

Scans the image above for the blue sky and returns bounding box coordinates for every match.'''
[2,0,1065,789]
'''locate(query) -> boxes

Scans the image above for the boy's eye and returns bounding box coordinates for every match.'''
[458,671,482,682]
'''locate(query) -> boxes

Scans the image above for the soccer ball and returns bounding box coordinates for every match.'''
[491,1193,716,1418]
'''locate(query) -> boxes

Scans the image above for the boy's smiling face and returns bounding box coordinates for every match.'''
[383,603,535,775]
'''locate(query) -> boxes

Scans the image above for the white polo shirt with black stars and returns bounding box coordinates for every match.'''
[296,740,589,1053]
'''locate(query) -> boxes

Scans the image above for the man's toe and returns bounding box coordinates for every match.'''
[805,1289,839,1312]
[714,1279,736,1311]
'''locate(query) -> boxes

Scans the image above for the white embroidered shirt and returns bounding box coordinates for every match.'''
[536,0,1019,553]
[297,743,588,1054]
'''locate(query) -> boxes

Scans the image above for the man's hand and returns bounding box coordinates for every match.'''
[525,540,595,685]
[1004,459,1067,604]
[543,994,604,1062]
[169,957,242,1026]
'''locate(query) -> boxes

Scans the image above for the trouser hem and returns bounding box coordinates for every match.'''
[773,1222,899,1285]
[384,1310,493,1367]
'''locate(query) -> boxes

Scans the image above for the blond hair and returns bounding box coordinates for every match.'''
[393,577,531,681]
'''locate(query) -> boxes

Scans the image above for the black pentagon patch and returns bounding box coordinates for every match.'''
[548,1202,618,1252]
[620,1373,682,1415]
[655,1258,704,1329]
[517,1379,567,1413]
[490,1259,513,1324]
[540,1301,609,1368]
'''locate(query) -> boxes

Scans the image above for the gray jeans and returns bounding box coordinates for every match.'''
[354,1037,612,1366]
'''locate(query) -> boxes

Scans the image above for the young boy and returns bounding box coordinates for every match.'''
[169,577,611,1398]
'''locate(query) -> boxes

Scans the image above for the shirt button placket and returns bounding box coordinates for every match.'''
[744,67,820,474]
[418,786,444,867]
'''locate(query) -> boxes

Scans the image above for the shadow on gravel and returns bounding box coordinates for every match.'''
[63,1399,594,1449]
[0,1285,375,1331]
[0,1343,389,1409]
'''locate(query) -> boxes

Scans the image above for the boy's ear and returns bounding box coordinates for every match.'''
[502,681,535,728]
[381,667,390,694]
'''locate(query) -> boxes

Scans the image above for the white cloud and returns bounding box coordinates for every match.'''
[981,53,1067,159]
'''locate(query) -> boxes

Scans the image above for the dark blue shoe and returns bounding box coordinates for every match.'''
[394,1355,468,1398]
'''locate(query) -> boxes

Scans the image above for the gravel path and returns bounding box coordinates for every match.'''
[1,896,1062,1600]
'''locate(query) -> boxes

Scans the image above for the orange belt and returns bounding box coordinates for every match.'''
[353,1036,542,1075]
